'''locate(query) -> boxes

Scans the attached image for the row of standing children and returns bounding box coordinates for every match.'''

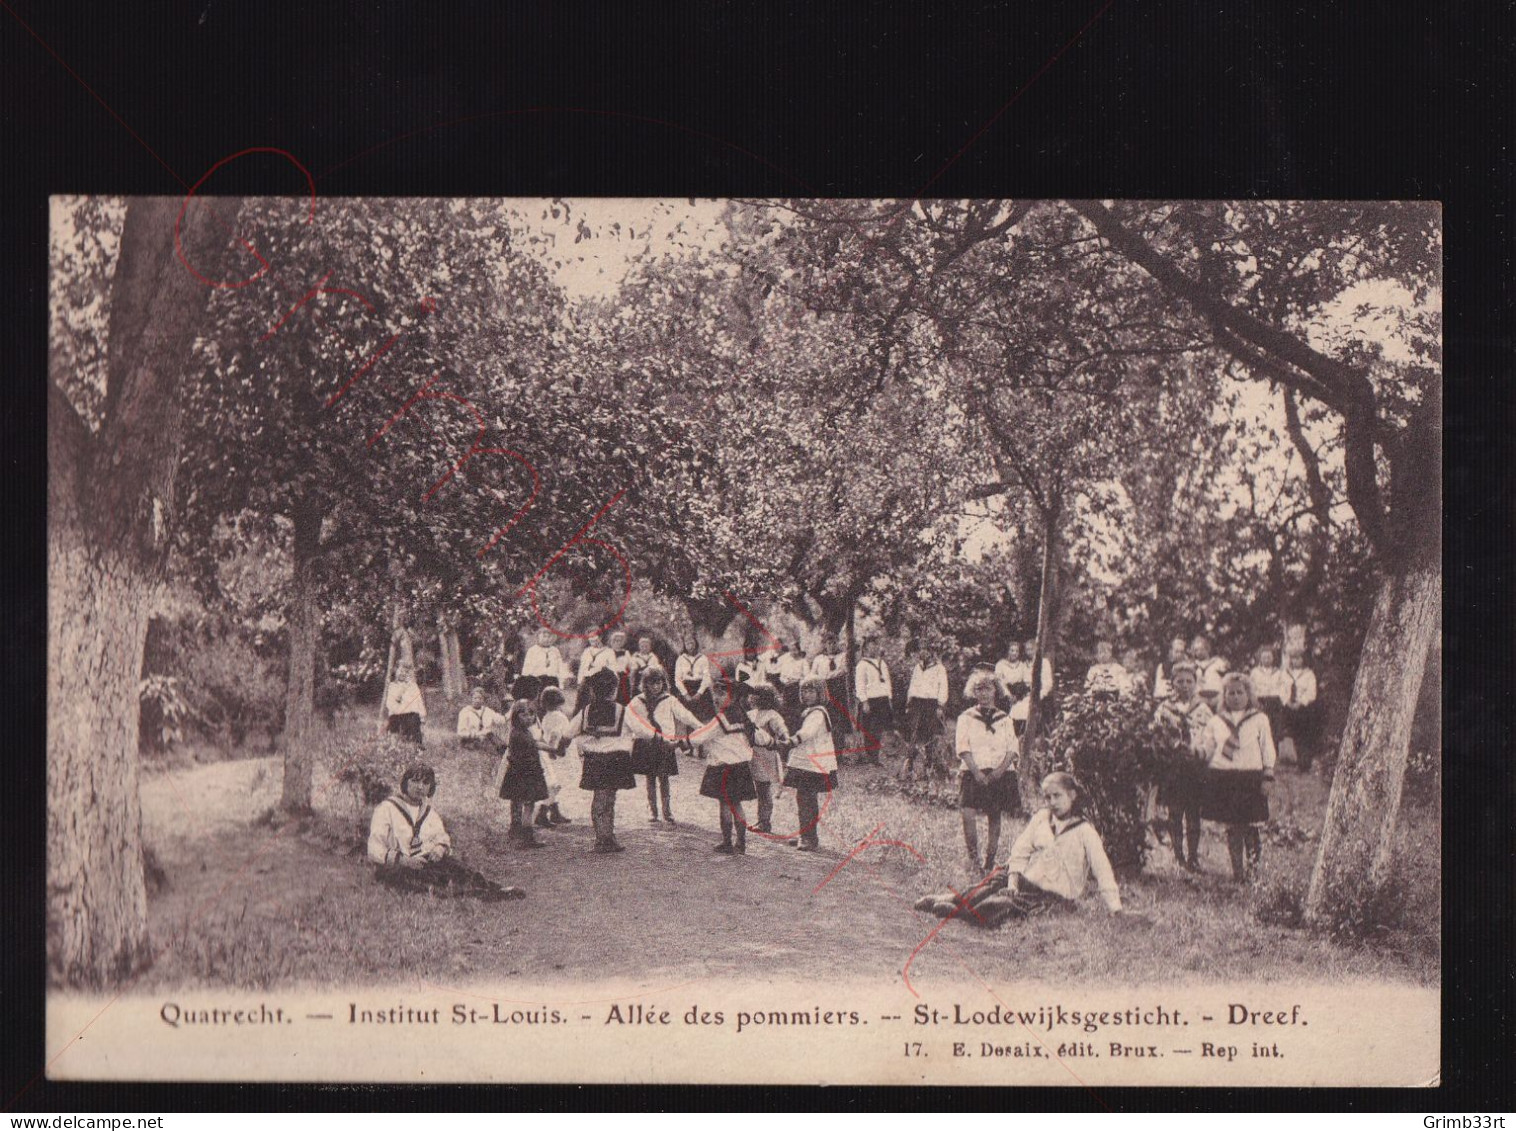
[487,665,844,856]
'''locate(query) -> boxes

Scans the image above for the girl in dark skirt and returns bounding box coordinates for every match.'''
[1153,660,1213,871]
[902,645,949,781]
[954,671,1020,875]
[1278,650,1321,771]
[1200,672,1277,882]
[914,772,1121,926]
[627,669,702,825]
[854,637,894,766]
[699,679,758,854]
[383,661,427,747]
[782,678,841,851]
[674,634,715,723]
[499,700,550,848]
[1249,645,1286,748]
[563,668,638,853]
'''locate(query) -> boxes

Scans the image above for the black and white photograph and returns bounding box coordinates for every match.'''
[45,194,1441,1085]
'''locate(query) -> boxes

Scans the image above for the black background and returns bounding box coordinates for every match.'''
[2,0,1509,1113]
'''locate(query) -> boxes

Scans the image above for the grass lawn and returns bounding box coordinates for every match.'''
[133,713,1440,993]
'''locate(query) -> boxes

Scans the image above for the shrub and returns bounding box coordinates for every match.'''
[1250,874,1306,929]
[1312,871,1414,945]
[1039,691,1185,876]
[332,731,418,811]
[138,674,197,753]
[190,629,286,746]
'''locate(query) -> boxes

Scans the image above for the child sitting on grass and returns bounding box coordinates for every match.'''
[914,772,1120,927]
[368,764,523,901]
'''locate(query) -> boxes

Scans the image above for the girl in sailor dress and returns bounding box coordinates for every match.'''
[1152,660,1213,871]
[522,628,568,690]
[854,637,895,738]
[1278,650,1322,771]
[383,660,427,747]
[746,685,791,834]
[627,668,702,825]
[783,678,840,851]
[917,772,1121,926]
[699,679,760,854]
[1200,672,1276,882]
[1249,645,1286,747]
[499,699,551,849]
[1190,634,1229,707]
[994,642,1025,713]
[576,632,615,690]
[674,634,716,733]
[775,641,808,730]
[562,668,638,853]
[600,629,635,704]
[627,633,667,698]
[955,671,1020,875]
[902,645,949,780]
[1151,636,1190,700]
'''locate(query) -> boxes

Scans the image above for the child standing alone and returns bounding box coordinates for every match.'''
[1201,672,1276,882]
[499,700,551,849]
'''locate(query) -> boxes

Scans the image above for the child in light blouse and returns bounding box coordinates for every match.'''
[1200,672,1276,882]
[383,660,427,747]
[368,764,523,900]
[916,772,1120,926]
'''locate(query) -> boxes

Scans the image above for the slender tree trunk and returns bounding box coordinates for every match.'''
[280,503,321,812]
[1020,508,1061,808]
[447,628,464,699]
[437,618,456,703]
[844,599,857,708]
[378,604,402,731]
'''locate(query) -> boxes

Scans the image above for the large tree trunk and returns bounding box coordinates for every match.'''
[48,406,153,986]
[1305,395,1441,921]
[1020,509,1061,808]
[280,502,321,812]
[47,196,230,986]
[1304,550,1439,917]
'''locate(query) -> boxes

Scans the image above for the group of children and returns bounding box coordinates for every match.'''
[430,657,847,858]
[370,624,1325,916]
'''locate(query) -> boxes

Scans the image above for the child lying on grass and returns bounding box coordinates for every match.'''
[914,771,1121,928]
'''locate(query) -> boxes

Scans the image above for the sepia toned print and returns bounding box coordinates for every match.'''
[47,189,1440,1084]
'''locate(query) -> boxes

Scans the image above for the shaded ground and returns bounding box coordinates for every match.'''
[135,731,1439,992]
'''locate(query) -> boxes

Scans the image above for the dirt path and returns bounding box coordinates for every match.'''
[136,750,1434,992]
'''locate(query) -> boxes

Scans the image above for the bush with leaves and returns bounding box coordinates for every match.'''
[138,674,197,754]
[333,732,420,813]
[1039,690,1184,876]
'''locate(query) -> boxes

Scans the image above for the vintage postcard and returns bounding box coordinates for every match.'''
[46,194,1440,1085]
